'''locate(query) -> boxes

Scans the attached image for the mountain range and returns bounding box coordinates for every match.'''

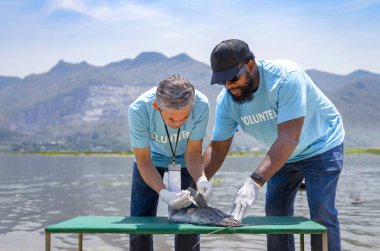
[0,52,379,152]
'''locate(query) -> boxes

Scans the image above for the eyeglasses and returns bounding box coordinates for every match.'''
[228,63,247,83]
[217,63,247,85]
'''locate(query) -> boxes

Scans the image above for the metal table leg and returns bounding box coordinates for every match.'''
[322,232,328,251]
[79,233,83,251]
[45,232,51,251]
[300,234,304,251]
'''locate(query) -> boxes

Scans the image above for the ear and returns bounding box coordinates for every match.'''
[152,101,160,111]
[247,60,255,72]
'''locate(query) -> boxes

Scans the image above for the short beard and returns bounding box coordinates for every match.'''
[228,72,257,103]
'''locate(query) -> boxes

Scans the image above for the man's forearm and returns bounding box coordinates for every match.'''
[202,137,233,179]
[134,147,166,193]
[254,117,304,184]
[202,145,226,179]
[137,161,166,193]
[186,155,204,183]
[255,135,299,183]
[185,139,204,184]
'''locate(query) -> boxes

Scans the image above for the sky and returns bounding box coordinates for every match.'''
[1,0,380,78]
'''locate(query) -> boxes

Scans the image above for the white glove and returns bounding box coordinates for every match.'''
[196,175,213,202]
[230,177,261,222]
[159,189,192,209]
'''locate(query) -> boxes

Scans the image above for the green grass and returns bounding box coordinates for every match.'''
[210,177,224,186]
[344,148,380,155]
[16,151,135,156]
[11,147,380,156]
[227,151,264,157]
[227,148,380,156]
[15,150,264,157]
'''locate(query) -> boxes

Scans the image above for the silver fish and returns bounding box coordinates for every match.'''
[169,188,242,227]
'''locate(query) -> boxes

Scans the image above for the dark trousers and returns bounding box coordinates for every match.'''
[266,143,344,251]
[129,162,200,251]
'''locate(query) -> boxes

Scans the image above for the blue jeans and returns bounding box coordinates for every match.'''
[266,143,344,251]
[129,162,200,251]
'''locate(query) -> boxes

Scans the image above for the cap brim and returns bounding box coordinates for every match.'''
[210,65,239,85]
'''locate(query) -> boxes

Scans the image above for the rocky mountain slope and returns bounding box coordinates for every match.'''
[0,53,378,151]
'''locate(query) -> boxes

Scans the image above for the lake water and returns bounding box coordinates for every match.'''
[0,154,379,251]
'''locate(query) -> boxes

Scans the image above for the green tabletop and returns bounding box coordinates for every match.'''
[45,216,326,235]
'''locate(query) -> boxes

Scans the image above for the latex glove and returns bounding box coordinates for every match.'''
[196,176,213,202]
[159,189,192,209]
[230,177,261,222]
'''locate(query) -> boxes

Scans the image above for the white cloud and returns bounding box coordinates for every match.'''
[48,0,168,22]
[1,0,380,76]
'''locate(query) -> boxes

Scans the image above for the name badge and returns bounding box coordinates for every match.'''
[168,163,181,192]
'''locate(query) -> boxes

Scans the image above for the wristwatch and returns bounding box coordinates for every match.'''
[250,172,265,186]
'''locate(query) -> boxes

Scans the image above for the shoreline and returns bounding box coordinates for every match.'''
[3,147,380,156]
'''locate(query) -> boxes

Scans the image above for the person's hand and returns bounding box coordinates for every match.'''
[159,189,192,209]
[230,177,261,221]
[196,176,213,202]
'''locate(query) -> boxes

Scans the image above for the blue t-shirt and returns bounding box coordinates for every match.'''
[128,87,209,168]
[213,60,345,162]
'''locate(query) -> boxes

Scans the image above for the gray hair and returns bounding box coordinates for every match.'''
[156,74,195,110]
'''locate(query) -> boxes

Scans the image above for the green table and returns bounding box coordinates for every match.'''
[45,216,327,251]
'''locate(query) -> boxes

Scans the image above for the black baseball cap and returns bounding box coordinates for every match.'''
[210,39,251,85]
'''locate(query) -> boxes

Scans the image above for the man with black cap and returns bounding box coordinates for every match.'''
[203,39,344,251]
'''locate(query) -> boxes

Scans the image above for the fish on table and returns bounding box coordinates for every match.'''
[169,187,242,227]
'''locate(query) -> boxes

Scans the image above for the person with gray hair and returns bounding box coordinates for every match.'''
[128,74,212,251]
[155,74,196,111]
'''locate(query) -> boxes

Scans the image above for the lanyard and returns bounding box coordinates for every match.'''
[164,124,181,164]
[160,111,181,164]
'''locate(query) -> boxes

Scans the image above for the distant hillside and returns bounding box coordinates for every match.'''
[306,69,380,146]
[0,53,379,152]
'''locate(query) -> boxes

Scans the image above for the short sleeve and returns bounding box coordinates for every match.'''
[189,101,209,140]
[128,105,150,148]
[212,92,239,141]
[277,71,307,124]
